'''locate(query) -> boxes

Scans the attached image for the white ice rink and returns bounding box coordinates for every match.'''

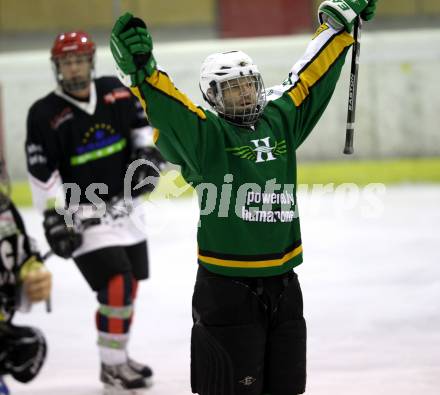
[7,185,440,395]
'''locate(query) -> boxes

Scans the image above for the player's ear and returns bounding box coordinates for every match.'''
[206,87,216,105]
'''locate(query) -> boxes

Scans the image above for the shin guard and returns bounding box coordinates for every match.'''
[96,273,135,364]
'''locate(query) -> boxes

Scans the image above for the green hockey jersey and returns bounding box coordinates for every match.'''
[131,24,354,277]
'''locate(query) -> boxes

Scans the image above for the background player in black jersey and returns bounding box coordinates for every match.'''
[25,31,165,393]
[0,158,51,395]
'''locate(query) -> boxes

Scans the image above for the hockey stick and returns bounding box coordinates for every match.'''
[41,222,83,313]
[40,215,102,313]
[41,251,53,313]
[42,250,53,261]
[343,17,362,155]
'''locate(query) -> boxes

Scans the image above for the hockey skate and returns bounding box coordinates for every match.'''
[101,362,147,395]
[127,358,153,386]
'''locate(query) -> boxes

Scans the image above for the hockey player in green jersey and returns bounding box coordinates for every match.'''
[110,0,377,393]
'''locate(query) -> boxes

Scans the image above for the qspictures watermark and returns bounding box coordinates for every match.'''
[51,160,387,233]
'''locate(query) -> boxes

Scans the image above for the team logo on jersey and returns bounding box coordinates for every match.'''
[81,123,117,146]
[239,376,257,386]
[104,88,131,104]
[51,107,74,130]
[282,73,294,86]
[70,123,124,166]
[226,137,286,163]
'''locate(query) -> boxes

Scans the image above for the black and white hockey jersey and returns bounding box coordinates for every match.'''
[26,76,153,211]
[0,200,38,322]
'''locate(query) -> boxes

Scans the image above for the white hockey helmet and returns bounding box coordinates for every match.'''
[199,50,266,126]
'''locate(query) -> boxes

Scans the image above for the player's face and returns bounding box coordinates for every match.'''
[58,53,91,80]
[57,53,92,96]
[221,76,257,114]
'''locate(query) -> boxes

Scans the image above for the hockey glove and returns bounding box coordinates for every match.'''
[43,209,82,259]
[110,12,157,87]
[318,0,377,32]
[129,147,166,196]
[19,256,52,304]
[361,0,378,21]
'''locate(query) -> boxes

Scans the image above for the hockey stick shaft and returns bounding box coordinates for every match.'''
[40,217,96,313]
[42,250,53,313]
[344,17,362,155]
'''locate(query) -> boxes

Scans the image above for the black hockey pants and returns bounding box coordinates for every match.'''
[191,264,306,395]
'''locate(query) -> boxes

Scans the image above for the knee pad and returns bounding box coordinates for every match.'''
[2,325,47,383]
[191,322,234,395]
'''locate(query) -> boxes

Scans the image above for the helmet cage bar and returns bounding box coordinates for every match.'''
[212,73,266,126]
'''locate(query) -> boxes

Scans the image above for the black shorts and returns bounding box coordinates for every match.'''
[191,265,306,395]
[74,241,149,291]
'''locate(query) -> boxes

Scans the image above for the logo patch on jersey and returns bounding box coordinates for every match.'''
[51,107,74,130]
[26,144,48,166]
[313,23,330,40]
[239,376,257,386]
[104,88,131,104]
[70,123,125,166]
[282,73,294,87]
[226,137,287,163]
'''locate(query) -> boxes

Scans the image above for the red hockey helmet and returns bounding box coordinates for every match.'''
[51,31,95,60]
[51,31,96,93]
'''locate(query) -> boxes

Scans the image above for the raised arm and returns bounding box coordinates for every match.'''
[265,0,377,148]
[110,13,212,183]
[266,24,354,148]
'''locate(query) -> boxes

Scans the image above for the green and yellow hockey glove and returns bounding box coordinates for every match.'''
[110,12,157,86]
[318,0,378,32]
[361,0,378,21]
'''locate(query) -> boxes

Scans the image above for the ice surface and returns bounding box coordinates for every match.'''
[7,185,440,395]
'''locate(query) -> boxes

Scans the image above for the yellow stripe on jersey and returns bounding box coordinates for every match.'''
[129,88,160,144]
[153,128,160,144]
[198,245,303,269]
[146,70,207,120]
[289,31,354,107]
[130,86,148,113]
